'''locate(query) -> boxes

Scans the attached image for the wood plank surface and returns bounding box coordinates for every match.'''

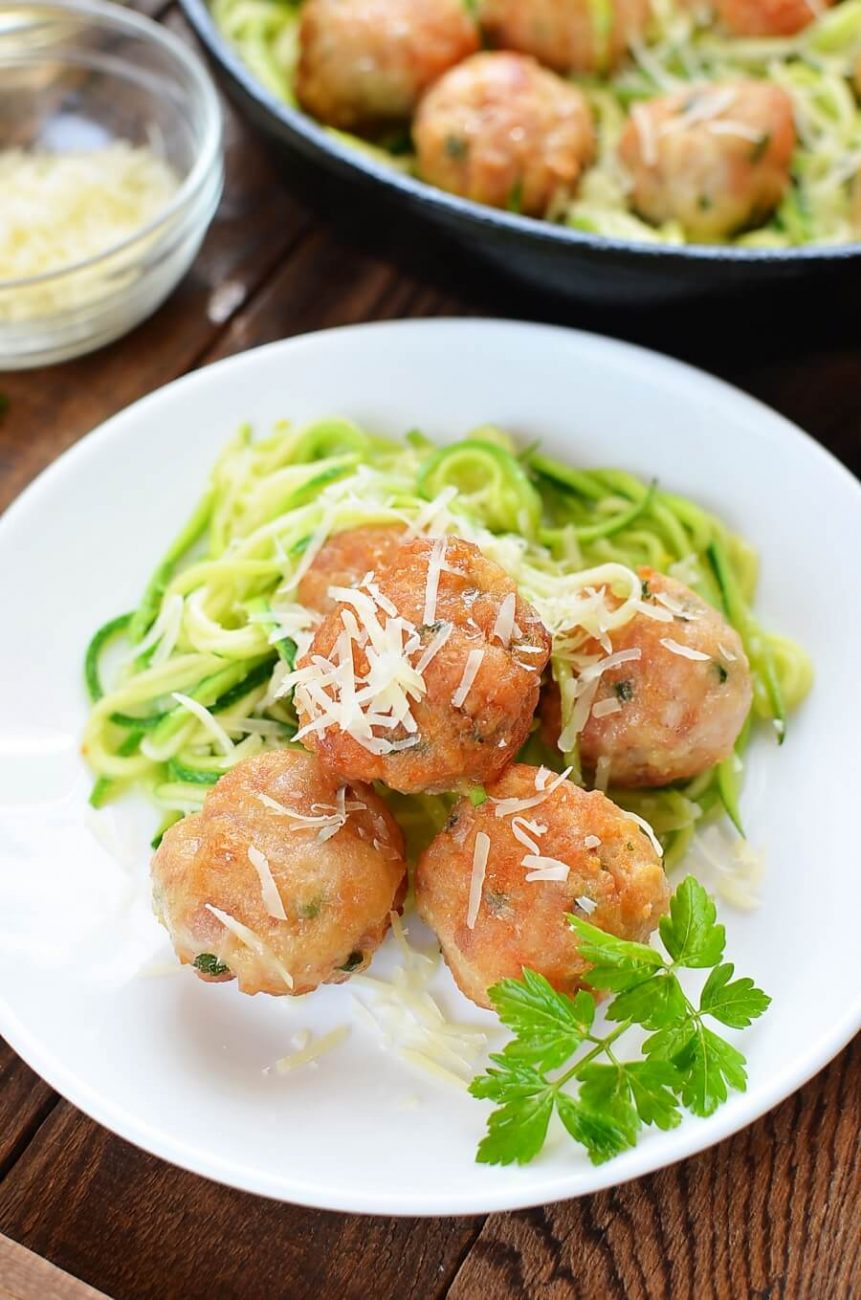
[0,1234,111,1300]
[0,4,858,1299]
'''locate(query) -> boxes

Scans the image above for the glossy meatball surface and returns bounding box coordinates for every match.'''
[298,524,407,616]
[296,0,480,132]
[414,52,595,217]
[293,534,551,793]
[151,750,406,996]
[416,764,669,1009]
[618,81,796,241]
[545,567,752,787]
[714,0,830,36]
[479,0,651,74]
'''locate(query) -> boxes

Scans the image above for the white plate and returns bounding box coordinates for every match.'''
[1,319,859,1216]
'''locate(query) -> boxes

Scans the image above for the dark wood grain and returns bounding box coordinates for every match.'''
[0,1045,56,1181]
[0,2,859,1298]
[0,1101,481,1300]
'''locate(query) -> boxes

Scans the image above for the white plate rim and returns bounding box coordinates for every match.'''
[1,317,860,1216]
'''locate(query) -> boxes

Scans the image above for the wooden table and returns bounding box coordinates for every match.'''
[1,6,859,1297]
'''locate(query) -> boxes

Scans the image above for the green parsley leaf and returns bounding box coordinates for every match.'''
[605,970,687,1029]
[625,1060,682,1130]
[556,1093,637,1165]
[470,1057,550,1105]
[489,970,594,1069]
[468,784,488,807]
[659,876,726,968]
[642,1019,697,1063]
[476,1091,555,1165]
[699,963,771,1028]
[578,1064,640,1140]
[676,1026,748,1117]
[568,914,664,990]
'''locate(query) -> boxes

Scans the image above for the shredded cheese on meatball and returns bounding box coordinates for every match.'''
[467,831,491,929]
[204,903,294,988]
[247,845,287,920]
[452,648,484,708]
[660,638,711,661]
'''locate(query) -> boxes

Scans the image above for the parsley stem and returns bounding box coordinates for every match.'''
[553,1020,632,1089]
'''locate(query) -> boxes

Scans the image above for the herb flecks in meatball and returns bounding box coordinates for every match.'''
[543,566,753,787]
[414,53,595,218]
[151,750,406,996]
[296,0,480,132]
[619,81,795,241]
[416,763,669,1009]
[290,534,551,793]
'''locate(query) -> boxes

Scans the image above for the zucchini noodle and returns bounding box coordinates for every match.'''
[211,0,861,247]
[83,419,812,868]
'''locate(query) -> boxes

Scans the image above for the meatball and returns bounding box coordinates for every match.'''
[292,534,551,793]
[413,52,595,218]
[544,567,752,787]
[298,524,407,616]
[479,0,651,75]
[714,0,831,36]
[296,0,480,132]
[151,750,406,996]
[618,81,796,241]
[416,763,669,1009]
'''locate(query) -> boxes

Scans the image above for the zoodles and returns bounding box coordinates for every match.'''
[83,418,811,871]
[210,0,861,247]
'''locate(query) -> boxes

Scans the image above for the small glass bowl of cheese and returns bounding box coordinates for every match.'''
[0,0,223,369]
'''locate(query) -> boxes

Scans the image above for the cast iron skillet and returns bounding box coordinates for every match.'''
[181,0,861,307]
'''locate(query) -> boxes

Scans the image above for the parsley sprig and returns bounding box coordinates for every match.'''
[469,877,770,1166]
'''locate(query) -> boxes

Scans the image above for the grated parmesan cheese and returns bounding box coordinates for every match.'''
[522,854,570,882]
[491,593,517,647]
[660,638,711,661]
[352,914,487,1086]
[275,1025,350,1073]
[623,811,664,858]
[204,903,294,988]
[492,766,572,817]
[467,832,491,928]
[247,845,287,921]
[591,696,622,719]
[0,144,179,322]
[452,649,484,708]
[168,692,234,756]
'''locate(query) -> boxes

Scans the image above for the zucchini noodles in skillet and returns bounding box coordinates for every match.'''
[209,0,861,246]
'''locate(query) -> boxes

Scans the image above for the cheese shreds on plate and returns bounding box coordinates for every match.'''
[167,692,234,757]
[352,914,487,1087]
[275,1025,350,1073]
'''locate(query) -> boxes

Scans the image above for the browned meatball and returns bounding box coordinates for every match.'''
[416,764,669,1009]
[479,0,651,74]
[296,0,480,132]
[543,567,752,787]
[715,0,831,36]
[151,750,406,996]
[414,52,595,218]
[298,524,407,616]
[618,81,796,241]
[291,534,551,793]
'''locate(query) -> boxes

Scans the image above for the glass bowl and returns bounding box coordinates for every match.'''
[0,0,223,369]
